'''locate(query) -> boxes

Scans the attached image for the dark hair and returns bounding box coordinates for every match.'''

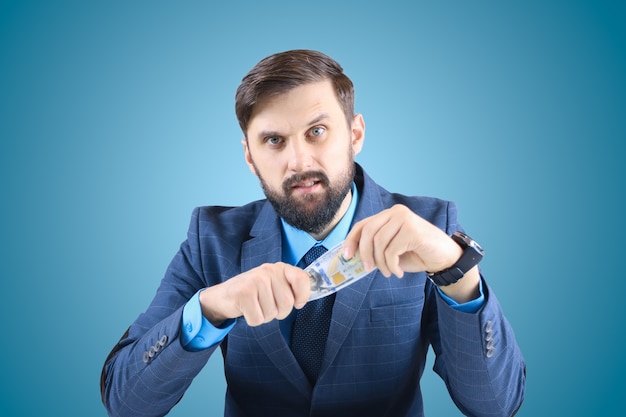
[235,49,355,135]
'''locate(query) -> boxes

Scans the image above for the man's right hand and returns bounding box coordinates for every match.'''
[199,263,311,327]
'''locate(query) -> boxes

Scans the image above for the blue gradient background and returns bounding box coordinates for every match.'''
[1,1,624,416]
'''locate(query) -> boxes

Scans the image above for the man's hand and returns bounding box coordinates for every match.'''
[199,263,311,327]
[342,204,480,303]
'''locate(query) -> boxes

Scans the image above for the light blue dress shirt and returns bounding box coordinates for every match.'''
[180,183,484,351]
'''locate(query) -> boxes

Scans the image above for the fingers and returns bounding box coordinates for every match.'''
[269,265,311,318]
[343,206,397,277]
[284,266,312,309]
[206,263,311,327]
[344,214,390,272]
[343,205,423,278]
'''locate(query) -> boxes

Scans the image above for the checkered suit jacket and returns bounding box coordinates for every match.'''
[101,164,525,417]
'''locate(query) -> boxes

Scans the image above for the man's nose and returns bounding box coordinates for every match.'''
[286,139,314,172]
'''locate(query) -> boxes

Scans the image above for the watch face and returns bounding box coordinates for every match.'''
[452,232,469,247]
[429,232,485,287]
[470,240,484,254]
[453,231,484,255]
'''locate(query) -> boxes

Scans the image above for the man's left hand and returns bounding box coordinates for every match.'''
[342,204,480,303]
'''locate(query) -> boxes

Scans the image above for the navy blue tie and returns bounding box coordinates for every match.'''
[291,245,335,384]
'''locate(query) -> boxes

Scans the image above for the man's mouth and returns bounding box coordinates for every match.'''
[291,179,321,192]
[293,179,317,187]
[283,171,329,195]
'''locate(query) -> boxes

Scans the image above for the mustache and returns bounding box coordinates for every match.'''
[282,171,330,193]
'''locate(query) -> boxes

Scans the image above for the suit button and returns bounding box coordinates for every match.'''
[484,320,496,358]
[484,320,494,333]
[159,335,168,346]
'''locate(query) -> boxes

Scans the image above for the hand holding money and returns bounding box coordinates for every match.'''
[341,204,481,303]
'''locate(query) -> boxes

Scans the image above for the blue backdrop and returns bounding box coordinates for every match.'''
[1,1,624,416]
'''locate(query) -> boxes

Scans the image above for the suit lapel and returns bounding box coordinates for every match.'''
[320,165,386,378]
[321,272,376,374]
[241,202,282,272]
[241,202,312,397]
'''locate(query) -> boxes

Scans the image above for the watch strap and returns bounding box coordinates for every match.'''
[427,231,484,286]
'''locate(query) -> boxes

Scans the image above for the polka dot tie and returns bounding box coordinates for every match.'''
[291,244,335,384]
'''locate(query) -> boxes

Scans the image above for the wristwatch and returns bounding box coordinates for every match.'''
[427,231,484,286]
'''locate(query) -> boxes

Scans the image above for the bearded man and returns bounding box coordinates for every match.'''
[101,49,525,417]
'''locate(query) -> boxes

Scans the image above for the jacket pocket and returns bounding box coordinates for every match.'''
[370,296,424,323]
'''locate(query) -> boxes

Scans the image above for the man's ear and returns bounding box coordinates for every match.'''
[242,139,258,176]
[351,114,365,156]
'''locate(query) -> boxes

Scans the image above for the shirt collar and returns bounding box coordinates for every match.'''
[281,182,359,266]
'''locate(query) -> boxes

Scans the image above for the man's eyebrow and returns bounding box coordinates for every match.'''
[307,113,330,126]
[256,129,282,140]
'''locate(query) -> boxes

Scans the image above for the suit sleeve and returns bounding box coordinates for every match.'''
[429,281,526,416]
[426,201,526,416]
[100,208,221,417]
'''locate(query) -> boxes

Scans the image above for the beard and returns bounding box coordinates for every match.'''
[257,163,355,235]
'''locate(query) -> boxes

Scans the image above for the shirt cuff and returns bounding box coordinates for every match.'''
[181,289,236,351]
[436,278,485,314]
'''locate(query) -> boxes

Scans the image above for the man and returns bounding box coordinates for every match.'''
[101,49,525,417]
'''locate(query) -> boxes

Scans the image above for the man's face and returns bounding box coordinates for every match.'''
[243,80,365,236]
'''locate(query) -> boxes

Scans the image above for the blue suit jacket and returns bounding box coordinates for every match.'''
[101,164,525,417]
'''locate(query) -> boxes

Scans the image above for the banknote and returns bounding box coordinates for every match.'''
[305,241,376,301]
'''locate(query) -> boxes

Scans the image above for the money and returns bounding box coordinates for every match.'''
[305,241,376,300]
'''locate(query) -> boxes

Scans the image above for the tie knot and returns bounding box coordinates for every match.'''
[302,245,327,268]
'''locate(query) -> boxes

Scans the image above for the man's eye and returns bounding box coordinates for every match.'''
[310,126,325,137]
[266,137,282,145]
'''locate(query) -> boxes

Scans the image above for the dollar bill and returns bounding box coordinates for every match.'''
[305,241,376,301]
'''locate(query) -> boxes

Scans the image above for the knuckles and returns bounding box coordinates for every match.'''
[237,262,300,326]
